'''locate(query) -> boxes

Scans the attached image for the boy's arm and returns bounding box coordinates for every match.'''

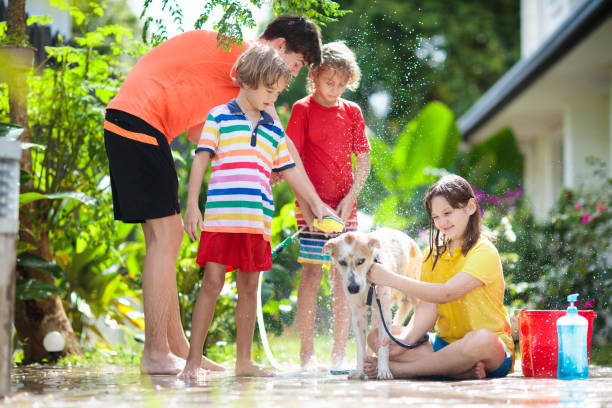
[336,152,371,221]
[284,138,320,227]
[184,151,212,241]
[281,166,338,223]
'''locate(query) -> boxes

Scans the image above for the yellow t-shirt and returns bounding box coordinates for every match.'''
[421,237,515,370]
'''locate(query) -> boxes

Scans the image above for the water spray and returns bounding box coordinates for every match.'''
[257,216,344,370]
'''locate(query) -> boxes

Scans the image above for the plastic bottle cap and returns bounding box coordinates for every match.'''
[567,293,579,304]
[567,293,579,314]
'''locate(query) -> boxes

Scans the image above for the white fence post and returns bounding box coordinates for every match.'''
[0,139,21,397]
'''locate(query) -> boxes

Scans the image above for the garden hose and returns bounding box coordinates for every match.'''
[257,214,344,369]
[257,226,305,370]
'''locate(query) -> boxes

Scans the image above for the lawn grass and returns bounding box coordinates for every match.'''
[590,343,612,366]
[208,329,358,369]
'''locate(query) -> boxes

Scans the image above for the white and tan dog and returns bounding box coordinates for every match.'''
[323,228,422,380]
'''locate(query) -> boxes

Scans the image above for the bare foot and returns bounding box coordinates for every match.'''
[473,361,486,379]
[179,363,209,381]
[235,360,275,377]
[301,354,325,372]
[363,355,378,378]
[331,353,345,370]
[454,361,487,380]
[140,352,184,375]
[201,355,227,371]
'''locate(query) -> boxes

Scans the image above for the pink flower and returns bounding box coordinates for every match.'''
[574,203,583,210]
[597,205,605,212]
[581,212,590,224]
[580,299,595,310]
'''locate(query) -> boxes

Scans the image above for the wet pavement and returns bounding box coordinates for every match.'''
[3,364,612,407]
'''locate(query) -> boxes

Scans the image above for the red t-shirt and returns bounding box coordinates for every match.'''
[107,30,252,142]
[286,95,371,208]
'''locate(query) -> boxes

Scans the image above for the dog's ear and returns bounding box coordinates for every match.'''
[322,239,337,256]
[367,237,381,250]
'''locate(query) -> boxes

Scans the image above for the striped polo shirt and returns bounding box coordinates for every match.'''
[196,99,295,241]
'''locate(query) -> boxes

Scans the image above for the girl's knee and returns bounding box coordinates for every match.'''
[463,329,503,358]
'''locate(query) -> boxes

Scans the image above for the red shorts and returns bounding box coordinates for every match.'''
[196,231,272,273]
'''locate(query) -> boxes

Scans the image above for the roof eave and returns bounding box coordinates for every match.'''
[457,0,612,141]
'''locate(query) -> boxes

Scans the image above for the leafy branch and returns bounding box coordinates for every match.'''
[140,0,350,47]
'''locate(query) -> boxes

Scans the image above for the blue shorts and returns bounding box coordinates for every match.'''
[429,333,513,378]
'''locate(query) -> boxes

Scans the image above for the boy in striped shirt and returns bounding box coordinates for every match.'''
[181,44,335,379]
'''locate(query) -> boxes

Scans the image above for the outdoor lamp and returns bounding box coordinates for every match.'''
[43,331,66,353]
[0,137,21,397]
[0,139,21,232]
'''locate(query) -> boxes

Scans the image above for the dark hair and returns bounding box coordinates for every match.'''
[423,174,482,270]
[260,15,321,66]
[235,43,291,89]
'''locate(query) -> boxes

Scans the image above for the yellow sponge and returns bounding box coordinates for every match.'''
[313,216,344,233]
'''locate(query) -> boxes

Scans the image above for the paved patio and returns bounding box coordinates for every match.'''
[2,363,611,407]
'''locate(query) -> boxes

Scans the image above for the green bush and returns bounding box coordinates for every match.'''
[525,158,611,342]
[492,158,611,343]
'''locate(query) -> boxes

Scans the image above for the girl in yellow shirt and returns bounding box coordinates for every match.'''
[365,174,514,379]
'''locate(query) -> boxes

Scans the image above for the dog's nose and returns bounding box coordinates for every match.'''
[347,283,360,294]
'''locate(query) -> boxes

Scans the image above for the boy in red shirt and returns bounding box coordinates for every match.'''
[286,41,371,369]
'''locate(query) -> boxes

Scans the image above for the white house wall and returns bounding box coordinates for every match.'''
[521,0,586,58]
[524,131,563,219]
[562,93,610,189]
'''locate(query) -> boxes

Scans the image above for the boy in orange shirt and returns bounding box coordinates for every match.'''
[104,16,327,375]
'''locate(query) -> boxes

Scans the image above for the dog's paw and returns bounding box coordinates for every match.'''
[348,370,367,381]
[377,368,394,380]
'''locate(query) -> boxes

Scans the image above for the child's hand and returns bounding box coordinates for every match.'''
[313,201,339,224]
[269,172,285,186]
[184,205,204,241]
[336,195,356,223]
[367,263,397,288]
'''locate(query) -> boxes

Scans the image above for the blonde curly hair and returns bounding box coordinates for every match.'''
[235,43,291,89]
[307,41,360,94]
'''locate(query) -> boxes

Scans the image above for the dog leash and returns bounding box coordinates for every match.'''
[366,282,429,349]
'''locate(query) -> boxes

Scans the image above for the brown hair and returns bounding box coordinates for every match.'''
[307,41,361,94]
[235,43,291,89]
[260,15,321,66]
[423,174,482,270]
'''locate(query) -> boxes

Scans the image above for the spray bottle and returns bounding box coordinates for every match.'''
[557,293,589,380]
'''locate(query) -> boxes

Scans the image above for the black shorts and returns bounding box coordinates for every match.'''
[103,109,180,223]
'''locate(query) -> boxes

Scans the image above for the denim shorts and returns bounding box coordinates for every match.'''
[429,333,513,378]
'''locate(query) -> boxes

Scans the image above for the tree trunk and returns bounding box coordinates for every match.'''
[7,0,81,361]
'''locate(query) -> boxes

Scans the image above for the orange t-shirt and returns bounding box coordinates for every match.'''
[107,30,252,142]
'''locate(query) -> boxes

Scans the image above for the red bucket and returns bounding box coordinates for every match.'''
[518,309,597,377]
